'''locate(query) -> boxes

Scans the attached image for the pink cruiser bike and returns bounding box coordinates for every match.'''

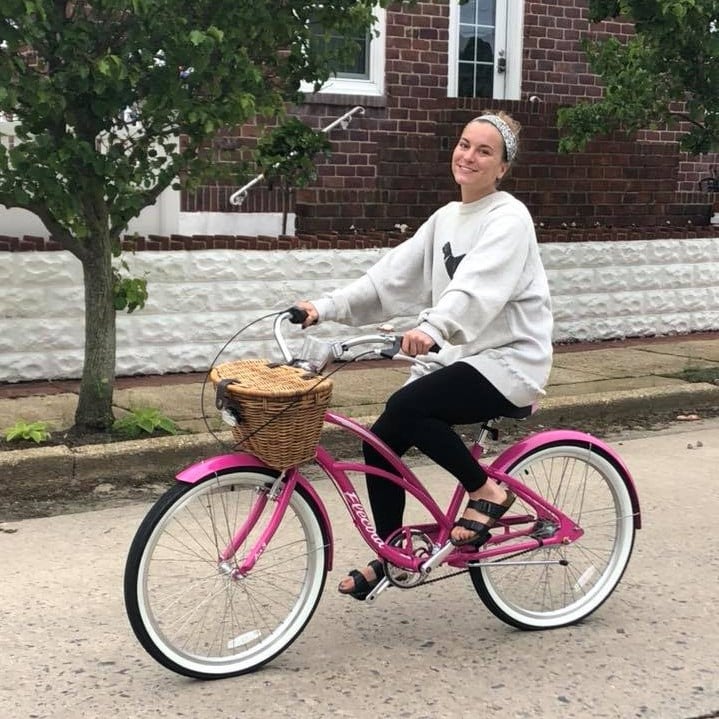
[124,309,641,679]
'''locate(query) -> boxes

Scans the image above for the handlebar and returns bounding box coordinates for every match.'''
[277,307,437,372]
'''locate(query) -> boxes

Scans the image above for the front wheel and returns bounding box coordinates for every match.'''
[470,441,635,630]
[124,469,329,678]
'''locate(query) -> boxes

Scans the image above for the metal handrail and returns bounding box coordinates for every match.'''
[229,105,365,207]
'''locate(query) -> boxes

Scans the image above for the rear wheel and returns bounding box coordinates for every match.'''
[470,442,635,630]
[124,469,329,678]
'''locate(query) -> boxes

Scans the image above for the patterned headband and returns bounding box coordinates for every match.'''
[472,114,518,163]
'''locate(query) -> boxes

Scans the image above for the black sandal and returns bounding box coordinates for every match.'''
[338,559,385,601]
[450,490,516,547]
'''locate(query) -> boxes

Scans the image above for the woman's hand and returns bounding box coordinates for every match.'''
[401,328,437,356]
[294,300,319,329]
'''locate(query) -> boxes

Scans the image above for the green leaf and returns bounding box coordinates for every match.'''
[189,30,206,46]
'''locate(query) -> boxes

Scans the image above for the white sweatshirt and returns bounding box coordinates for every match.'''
[312,191,553,408]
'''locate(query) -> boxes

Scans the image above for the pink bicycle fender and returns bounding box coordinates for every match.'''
[176,452,271,483]
[176,453,334,566]
[490,429,642,529]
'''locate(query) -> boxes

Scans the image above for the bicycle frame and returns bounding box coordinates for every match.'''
[176,406,641,581]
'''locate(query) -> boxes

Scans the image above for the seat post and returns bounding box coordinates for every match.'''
[474,418,498,447]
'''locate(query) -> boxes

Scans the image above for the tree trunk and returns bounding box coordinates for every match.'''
[74,234,117,431]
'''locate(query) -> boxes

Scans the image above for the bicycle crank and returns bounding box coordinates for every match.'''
[384,528,435,588]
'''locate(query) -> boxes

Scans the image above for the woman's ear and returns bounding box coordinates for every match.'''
[496,161,509,183]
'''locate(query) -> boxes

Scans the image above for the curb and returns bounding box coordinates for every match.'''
[527,382,719,425]
[2,383,718,504]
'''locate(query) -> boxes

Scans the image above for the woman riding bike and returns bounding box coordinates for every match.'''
[295,110,553,600]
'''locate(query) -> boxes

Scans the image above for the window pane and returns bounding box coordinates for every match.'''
[460,0,496,27]
[458,62,475,97]
[459,26,494,62]
[476,0,496,26]
[458,26,476,61]
[476,28,494,61]
[311,22,370,80]
[459,0,476,24]
[336,35,369,78]
[475,64,493,98]
[458,62,494,98]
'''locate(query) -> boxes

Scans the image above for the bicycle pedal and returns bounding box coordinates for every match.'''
[364,576,391,603]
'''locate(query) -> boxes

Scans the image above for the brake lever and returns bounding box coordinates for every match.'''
[379,337,403,359]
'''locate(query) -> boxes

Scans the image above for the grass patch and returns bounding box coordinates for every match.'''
[663,366,719,384]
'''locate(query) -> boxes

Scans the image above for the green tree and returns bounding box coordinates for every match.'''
[558,0,719,155]
[0,0,382,430]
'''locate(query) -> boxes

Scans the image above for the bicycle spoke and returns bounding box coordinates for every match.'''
[470,442,635,629]
[125,470,328,677]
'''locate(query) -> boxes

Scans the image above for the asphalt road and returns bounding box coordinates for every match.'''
[1,419,718,719]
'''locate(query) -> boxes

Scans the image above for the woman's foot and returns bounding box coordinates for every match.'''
[338,559,384,600]
[450,483,516,546]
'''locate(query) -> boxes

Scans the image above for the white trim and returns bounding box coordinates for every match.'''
[178,211,294,237]
[504,0,524,101]
[447,6,459,97]
[301,7,385,97]
[494,1,509,99]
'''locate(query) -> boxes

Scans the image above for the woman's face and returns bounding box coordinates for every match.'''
[451,121,509,202]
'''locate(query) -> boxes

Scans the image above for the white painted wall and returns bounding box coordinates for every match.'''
[0,190,291,239]
[0,238,718,382]
[1,117,290,238]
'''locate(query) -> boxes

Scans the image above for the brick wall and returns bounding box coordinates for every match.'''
[522,0,634,103]
[3,224,719,254]
[182,0,717,236]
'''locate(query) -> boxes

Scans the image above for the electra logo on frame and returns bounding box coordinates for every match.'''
[344,491,385,547]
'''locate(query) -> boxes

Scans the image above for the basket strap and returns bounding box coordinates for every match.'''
[267,360,319,381]
[215,379,242,418]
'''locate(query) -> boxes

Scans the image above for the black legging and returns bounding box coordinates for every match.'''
[363,361,518,540]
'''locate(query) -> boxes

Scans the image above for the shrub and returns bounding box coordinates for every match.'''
[4,420,51,444]
[113,408,179,439]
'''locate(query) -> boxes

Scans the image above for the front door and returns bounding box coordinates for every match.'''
[448,0,523,100]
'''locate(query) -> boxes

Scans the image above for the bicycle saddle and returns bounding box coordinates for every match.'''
[501,404,534,420]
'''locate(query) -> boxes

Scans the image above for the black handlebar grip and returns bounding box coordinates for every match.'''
[287,306,308,324]
[379,338,441,359]
[379,336,403,359]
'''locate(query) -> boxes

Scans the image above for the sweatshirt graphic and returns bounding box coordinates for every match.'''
[442,241,465,279]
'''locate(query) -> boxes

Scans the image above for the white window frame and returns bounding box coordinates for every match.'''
[301,7,385,97]
[447,0,524,101]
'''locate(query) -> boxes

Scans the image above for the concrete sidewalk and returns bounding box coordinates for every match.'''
[3,334,719,430]
[1,334,719,508]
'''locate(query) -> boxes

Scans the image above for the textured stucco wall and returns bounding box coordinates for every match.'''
[1,238,718,382]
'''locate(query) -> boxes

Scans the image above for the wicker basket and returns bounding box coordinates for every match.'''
[210,359,333,470]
